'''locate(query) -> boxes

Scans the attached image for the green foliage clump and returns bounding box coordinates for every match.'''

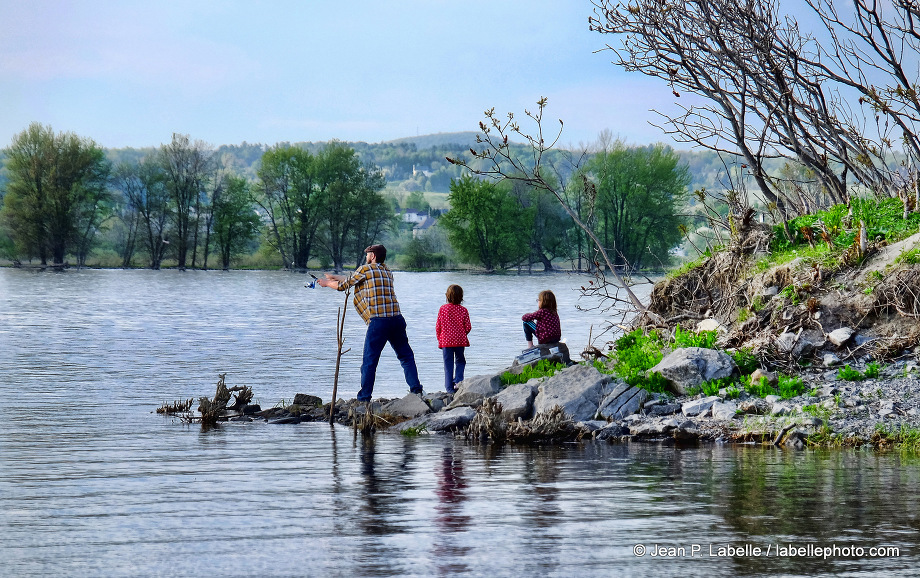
[896,246,920,265]
[744,374,807,399]
[746,376,776,398]
[837,363,881,381]
[501,359,566,386]
[777,375,806,399]
[673,325,717,348]
[730,348,759,375]
[607,328,668,393]
[700,376,736,397]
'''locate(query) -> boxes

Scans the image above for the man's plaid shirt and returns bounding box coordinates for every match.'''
[337,263,401,324]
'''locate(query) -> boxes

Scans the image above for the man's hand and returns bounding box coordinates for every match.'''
[317,273,345,288]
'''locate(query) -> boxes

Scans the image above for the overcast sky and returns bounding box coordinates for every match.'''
[0,0,685,149]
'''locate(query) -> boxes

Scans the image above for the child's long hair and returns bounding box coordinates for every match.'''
[446,284,464,305]
[538,290,557,312]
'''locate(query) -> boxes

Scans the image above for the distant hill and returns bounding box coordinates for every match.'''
[384,132,481,150]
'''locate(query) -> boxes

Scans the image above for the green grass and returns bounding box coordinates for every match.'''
[871,424,920,452]
[501,359,566,386]
[896,246,920,265]
[400,423,428,437]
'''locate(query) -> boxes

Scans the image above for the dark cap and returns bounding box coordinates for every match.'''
[364,244,387,263]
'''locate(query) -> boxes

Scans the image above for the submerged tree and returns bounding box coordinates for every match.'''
[212,174,260,270]
[159,133,213,270]
[254,146,322,269]
[440,175,531,272]
[1,123,111,265]
[110,157,172,269]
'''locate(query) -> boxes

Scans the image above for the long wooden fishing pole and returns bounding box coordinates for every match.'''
[329,289,351,423]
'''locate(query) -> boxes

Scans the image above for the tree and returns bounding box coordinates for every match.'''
[1,123,111,265]
[212,174,260,270]
[159,133,212,270]
[588,143,689,270]
[254,146,322,269]
[111,158,172,269]
[588,0,920,214]
[440,175,531,271]
[508,175,574,271]
[315,142,389,271]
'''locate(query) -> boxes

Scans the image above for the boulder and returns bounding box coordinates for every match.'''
[711,400,738,421]
[389,407,477,433]
[451,374,503,406]
[827,327,855,347]
[696,318,726,333]
[750,369,777,387]
[792,329,826,358]
[595,423,629,441]
[648,403,681,417]
[533,364,613,422]
[738,398,768,414]
[380,394,430,419]
[650,347,738,396]
[491,382,538,421]
[596,382,648,421]
[293,393,323,407]
[823,353,841,367]
[682,395,720,417]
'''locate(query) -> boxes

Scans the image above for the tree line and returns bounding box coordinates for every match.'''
[0,123,692,273]
[0,124,395,271]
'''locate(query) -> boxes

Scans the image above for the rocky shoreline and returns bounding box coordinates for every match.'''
[223,345,920,451]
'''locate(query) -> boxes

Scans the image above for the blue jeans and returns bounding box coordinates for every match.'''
[442,346,466,392]
[523,320,537,343]
[358,315,422,401]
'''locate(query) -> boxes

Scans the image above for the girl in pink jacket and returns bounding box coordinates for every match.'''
[436,284,472,394]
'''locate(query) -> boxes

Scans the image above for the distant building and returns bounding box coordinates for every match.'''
[398,208,429,224]
[413,216,437,238]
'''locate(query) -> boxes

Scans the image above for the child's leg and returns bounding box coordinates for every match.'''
[523,320,537,347]
[453,347,466,385]
[442,347,455,392]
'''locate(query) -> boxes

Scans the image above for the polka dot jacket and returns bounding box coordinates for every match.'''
[436,303,471,348]
[521,308,561,344]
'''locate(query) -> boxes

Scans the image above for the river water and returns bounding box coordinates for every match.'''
[1,268,918,577]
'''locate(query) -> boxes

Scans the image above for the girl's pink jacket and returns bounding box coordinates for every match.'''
[436,304,471,348]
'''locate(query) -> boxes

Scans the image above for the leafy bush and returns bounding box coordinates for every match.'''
[673,325,717,348]
[864,362,880,379]
[603,328,671,393]
[501,359,566,386]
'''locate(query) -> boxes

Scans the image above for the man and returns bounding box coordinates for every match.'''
[317,244,423,401]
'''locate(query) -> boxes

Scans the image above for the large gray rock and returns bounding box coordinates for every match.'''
[533,364,613,421]
[711,400,738,420]
[491,382,538,421]
[650,347,738,396]
[380,394,430,418]
[451,374,503,406]
[827,327,855,347]
[596,381,648,421]
[792,329,826,358]
[390,406,477,433]
[682,395,720,417]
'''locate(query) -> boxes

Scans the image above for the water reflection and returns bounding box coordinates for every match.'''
[2,270,920,577]
[433,445,471,575]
